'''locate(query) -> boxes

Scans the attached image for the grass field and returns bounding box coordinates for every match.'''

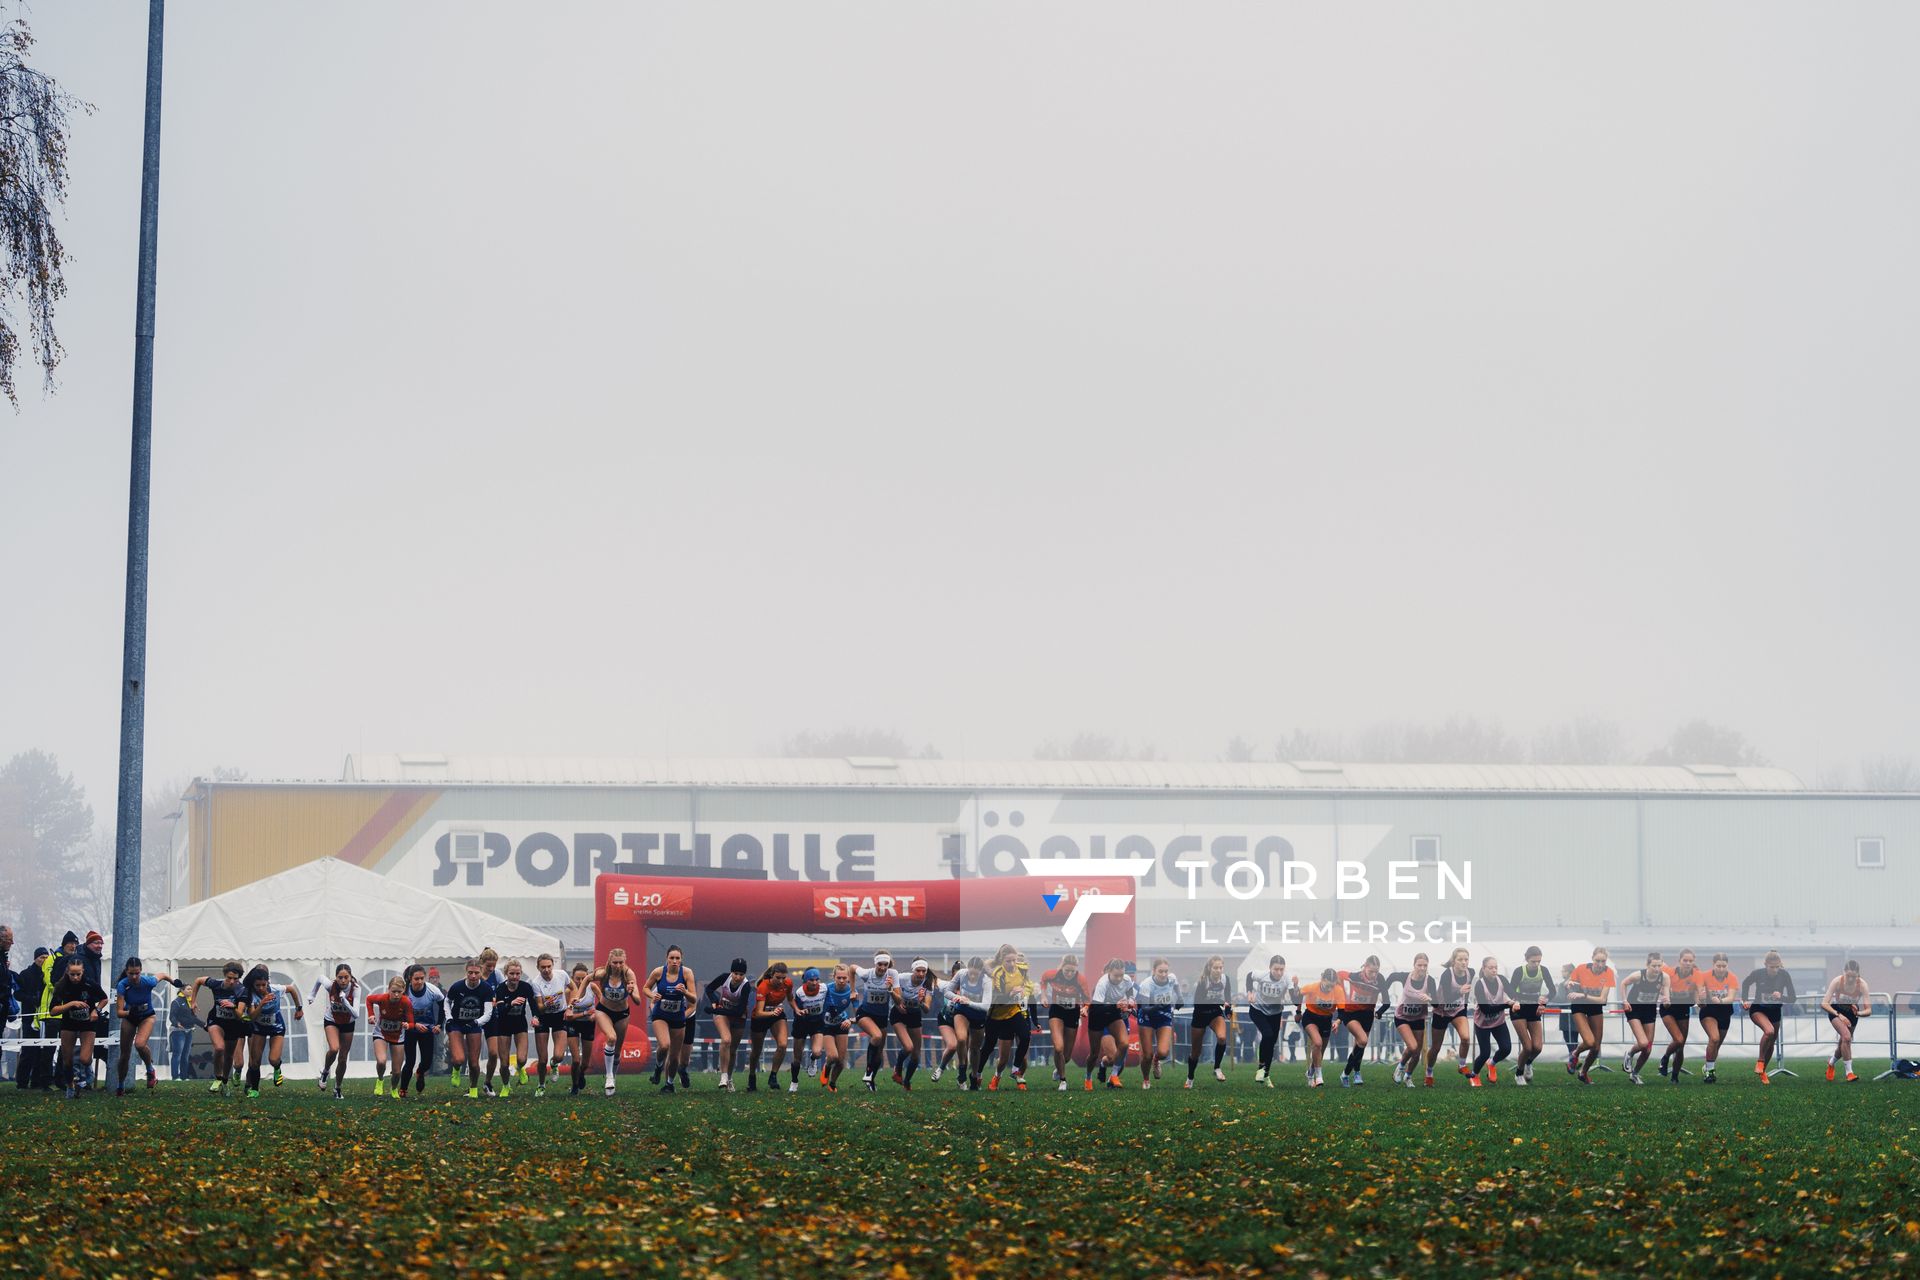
[2,1058,1915,1279]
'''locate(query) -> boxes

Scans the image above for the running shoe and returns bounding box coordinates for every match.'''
[1142,1078,1151,1090]
[1755,1061,1767,1077]
[1486,1065,1497,1083]
[1759,1070,1771,1086]
[1106,1077,1124,1090]
[661,1082,674,1095]
[1393,1063,1406,1085]
[1058,1080,1068,1091]
[208,1080,222,1094]
[335,1087,346,1100]
[988,1076,999,1091]
[866,1077,877,1093]
[374,1078,387,1097]
[1352,1073,1364,1087]
[1083,1078,1094,1091]
[499,1084,512,1099]
[1404,1075,1416,1090]
[747,1075,758,1092]
[929,1067,942,1082]
[246,1088,261,1099]
[892,1070,904,1087]
[272,1068,283,1087]
[468,1087,480,1099]
[1339,1072,1351,1088]
[1214,1068,1226,1082]
[902,1077,913,1092]
[1424,1073,1435,1087]
[1262,1073,1274,1089]
[1703,1072,1718,1085]
[817,1072,828,1089]
[1182,1079,1192,1090]
[1254,1067,1268,1084]
[317,1076,329,1092]
[604,1081,616,1096]
[1515,1073,1528,1087]
[1826,1062,1836,1082]
[1579,1070,1593,1085]
[1845,1072,1859,1083]
[788,1081,798,1093]
[1468,1075,1481,1088]
[678,1069,691,1089]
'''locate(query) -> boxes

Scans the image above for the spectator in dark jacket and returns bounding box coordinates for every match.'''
[168,990,200,1080]
[0,923,15,1013]
[15,949,55,1089]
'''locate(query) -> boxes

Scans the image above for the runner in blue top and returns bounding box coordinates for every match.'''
[444,959,496,1100]
[111,956,180,1096]
[789,967,830,1092]
[815,965,857,1091]
[401,964,446,1098]
[1134,959,1183,1089]
[644,945,697,1094]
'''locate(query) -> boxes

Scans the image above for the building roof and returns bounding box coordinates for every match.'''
[335,753,1808,794]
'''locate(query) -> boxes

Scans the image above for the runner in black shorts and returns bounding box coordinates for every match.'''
[890,959,936,1090]
[1245,955,1293,1087]
[1619,952,1668,1085]
[1696,953,1738,1083]
[704,959,754,1090]
[1381,954,1438,1087]
[1741,950,1796,1085]
[1336,955,1384,1087]
[528,954,570,1097]
[1185,954,1235,1088]
[747,962,793,1093]
[561,963,598,1097]
[401,964,445,1098]
[1507,946,1555,1083]
[313,963,363,1097]
[1820,960,1870,1083]
[186,961,251,1096]
[644,946,697,1094]
[1658,949,1699,1084]
[591,948,639,1096]
[489,959,534,1098]
[1042,954,1090,1091]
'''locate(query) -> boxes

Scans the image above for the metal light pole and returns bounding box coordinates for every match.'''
[111,0,165,965]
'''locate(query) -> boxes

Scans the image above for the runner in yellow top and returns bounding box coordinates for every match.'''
[979,944,1036,1091]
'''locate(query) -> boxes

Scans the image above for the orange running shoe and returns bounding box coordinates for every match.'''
[1015,1079,1027,1091]
[1083,1078,1093,1091]
[987,1076,999,1091]
[1826,1063,1836,1082]
[1759,1070,1771,1086]
[1468,1075,1482,1088]
[1755,1060,1766,1076]
[1846,1072,1858,1083]
[1486,1065,1498,1083]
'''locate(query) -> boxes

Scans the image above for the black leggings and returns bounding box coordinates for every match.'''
[1249,1009,1285,1070]
[402,1031,438,1085]
[1473,1024,1512,1073]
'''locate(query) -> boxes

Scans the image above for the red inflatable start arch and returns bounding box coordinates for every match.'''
[592,872,1138,1067]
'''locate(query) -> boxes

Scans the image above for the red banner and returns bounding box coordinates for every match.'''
[609,882,695,919]
[812,887,926,923]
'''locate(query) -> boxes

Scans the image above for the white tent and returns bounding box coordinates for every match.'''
[142,859,562,1076]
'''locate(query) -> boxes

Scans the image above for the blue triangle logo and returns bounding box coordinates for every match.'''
[1042,893,1063,912]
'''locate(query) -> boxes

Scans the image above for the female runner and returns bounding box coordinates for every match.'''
[1383,952,1439,1087]
[1133,958,1182,1090]
[591,948,639,1096]
[489,959,534,1098]
[1431,947,1476,1079]
[1297,968,1343,1088]
[1507,946,1556,1083]
[110,957,180,1096]
[185,961,250,1094]
[1245,956,1292,1087]
[1085,957,1137,1090]
[942,957,990,1089]
[1335,955,1384,1088]
[1696,952,1738,1083]
[1564,947,1616,1085]
[980,945,1034,1091]
[1742,950,1796,1084]
[443,960,495,1099]
[848,952,901,1092]
[816,964,857,1090]
[562,962,598,1096]
[1042,954,1090,1091]
[477,947,508,1094]
[644,945,697,1094]
[892,959,936,1090]
[1185,954,1235,1089]
[1467,954,1516,1088]
[49,956,108,1099]
[933,961,964,1083]
[237,965,304,1098]
[400,964,444,1098]
[313,963,362,1096]
[740,961,791,1092]
[788,967,828,1092]
[1657,949,1700,1084]
[366,975,416,1098]
[1820,959,1870,1083]
[529,954,570,1097]
[704,959,753,1090]
[1618,952,1669,1085]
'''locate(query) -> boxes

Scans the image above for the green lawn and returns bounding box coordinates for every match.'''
[2,1058,1915,1279]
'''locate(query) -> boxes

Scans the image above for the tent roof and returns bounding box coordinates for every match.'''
[142,858,560,963]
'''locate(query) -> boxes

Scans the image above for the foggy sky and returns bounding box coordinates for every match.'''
[3,2,1917,810]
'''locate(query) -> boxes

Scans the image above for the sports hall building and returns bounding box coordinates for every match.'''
[174,754,1920,999]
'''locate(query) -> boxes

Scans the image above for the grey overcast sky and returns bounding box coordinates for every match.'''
[3,1,1917,805]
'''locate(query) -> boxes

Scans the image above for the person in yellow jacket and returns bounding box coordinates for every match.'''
[14,948,58,1091]
[976,944,1036,1091]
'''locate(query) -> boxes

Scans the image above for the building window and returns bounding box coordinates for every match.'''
[1412,835,1440,865]
[1857,837,1885,869]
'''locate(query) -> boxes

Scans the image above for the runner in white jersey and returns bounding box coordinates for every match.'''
[1086,959,1137,1090]
[848,952,902,1092]
[1244,956,1293,1087]
[527,954,570,1097]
